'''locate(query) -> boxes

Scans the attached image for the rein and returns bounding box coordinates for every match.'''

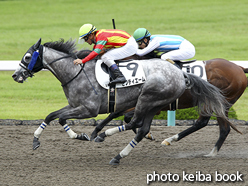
[44,54,84,87]
[61,65,83,87]
[48,53,98,95]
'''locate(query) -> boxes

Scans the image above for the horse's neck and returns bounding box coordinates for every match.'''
[43,47,82,84]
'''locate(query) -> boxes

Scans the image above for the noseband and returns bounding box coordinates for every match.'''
[19,61,34,78]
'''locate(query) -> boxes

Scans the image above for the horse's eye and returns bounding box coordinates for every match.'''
[24,53,32,62]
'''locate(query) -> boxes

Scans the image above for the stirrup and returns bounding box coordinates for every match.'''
[108,77,126,86]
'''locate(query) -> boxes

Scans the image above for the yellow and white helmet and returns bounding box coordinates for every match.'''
[78,23,97,44]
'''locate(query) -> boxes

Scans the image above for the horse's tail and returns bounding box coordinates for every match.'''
[184,72,229,120]
[239,66,248,87]
[239,66,248,73]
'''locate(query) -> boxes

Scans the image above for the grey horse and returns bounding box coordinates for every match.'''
[12,38,228,165]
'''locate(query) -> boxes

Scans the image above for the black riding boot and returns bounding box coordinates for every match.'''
[109,67,127,85]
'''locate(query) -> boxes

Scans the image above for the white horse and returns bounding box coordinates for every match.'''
[12,38,228,165]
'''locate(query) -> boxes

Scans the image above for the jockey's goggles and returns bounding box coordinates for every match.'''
[137,40,143,46]
[78,35,89,44]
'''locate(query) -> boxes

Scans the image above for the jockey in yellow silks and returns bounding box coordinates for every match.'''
[74,24,138,85]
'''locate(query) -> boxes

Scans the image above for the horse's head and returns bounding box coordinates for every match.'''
[12,38,44,83]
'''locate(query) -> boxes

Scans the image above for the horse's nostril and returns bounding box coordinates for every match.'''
[12,74,16,79]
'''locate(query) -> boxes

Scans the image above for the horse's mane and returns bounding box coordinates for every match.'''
[44,39,77,55]
[43,39,93,59]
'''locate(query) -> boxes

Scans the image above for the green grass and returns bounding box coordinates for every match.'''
[233,86,248,120]
[0,71,109,120]
[0,71,66,120]
[1,0,248,60]
[0,0,248,120]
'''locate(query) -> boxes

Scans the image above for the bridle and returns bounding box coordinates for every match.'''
[19,44,98,94]
[19,45,44,79]
[19,45,83,87]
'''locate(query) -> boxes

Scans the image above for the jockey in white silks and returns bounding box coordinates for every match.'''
[133,28,195,66]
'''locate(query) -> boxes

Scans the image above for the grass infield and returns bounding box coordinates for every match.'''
[0,0,247,120]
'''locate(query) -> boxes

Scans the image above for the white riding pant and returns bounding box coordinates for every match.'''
[101,36,138,67]
[161,39,195,61]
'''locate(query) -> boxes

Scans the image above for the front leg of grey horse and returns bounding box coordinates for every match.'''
[95,125,127,142]
[95,117,143,142]
[33,105,72,150]
[90,111,124,141]
[58,107,91,141]
[32,105,91,150]
[95,124,153,142]
[33,122,47,150]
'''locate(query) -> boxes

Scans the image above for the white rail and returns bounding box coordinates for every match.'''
[0,60,248,71]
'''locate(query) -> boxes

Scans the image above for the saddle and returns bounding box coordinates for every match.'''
[142,51,197,69]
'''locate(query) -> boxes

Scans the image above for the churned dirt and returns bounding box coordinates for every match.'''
[0,124,248,186]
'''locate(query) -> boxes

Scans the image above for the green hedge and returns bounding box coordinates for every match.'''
[115,107,237,121]
[153,107,237,120]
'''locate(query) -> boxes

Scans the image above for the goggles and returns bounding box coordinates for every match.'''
[78,35,89,44]
[137,40,143,45]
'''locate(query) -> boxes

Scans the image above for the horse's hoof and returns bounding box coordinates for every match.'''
[94,136,105,143]
[90,133,97,141]
[161,140,170,146]
[77,133,90,141]
[33,137,40,150]
[109,158,120,165]
[145,132,155,141]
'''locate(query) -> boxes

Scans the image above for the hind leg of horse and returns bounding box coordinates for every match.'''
[124,109,155,140]
[90,111,124,141]
[109,111,155,165]
[123,110,154,140]
[161,115,210,145]
[205,116,230,157]
[124,110,134,123]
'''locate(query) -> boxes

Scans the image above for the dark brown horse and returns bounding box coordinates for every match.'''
[92,58,247,157]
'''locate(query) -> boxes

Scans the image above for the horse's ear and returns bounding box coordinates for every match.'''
[34,38,42,50]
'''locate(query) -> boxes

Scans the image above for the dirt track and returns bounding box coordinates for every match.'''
[0,124,248,186]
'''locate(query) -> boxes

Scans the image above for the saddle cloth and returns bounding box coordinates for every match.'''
[181,60,207,81]
[95,60,147,89]
[95,60,207,89]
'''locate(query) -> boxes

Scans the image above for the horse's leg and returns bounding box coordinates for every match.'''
[161,115,210,145]
[33,105,92,150]
[94,118,142,142]
[95,121,154,142]
[57,105,93,140]
[109,111,156,165]
[96,109,154,141]
[33,105,73,150]
[123,110,154,140]
[205,116,230,157]
[90,111,124,141]
[124,110,134,123]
